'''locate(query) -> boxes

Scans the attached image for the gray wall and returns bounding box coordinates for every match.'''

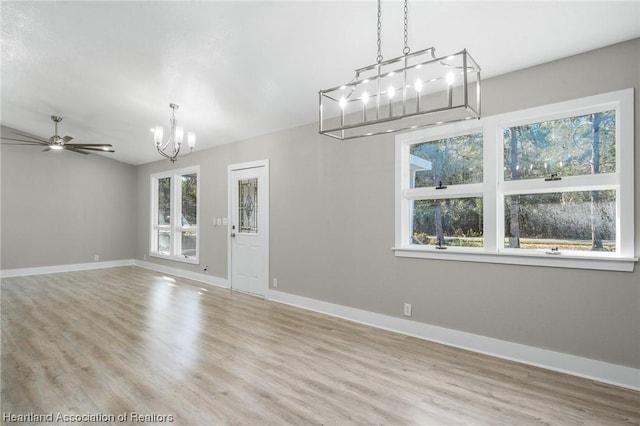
[136,39,640,369]
[0,130,137,269]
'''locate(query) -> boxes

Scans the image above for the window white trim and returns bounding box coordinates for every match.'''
[150,165,200,264]
[395,89,636,272]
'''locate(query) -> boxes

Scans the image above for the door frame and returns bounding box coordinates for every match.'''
[227,159,270,295]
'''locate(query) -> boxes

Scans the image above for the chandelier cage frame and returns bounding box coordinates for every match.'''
[319,47,481,140]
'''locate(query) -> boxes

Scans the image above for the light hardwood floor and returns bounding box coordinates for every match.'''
[2,266,638,425]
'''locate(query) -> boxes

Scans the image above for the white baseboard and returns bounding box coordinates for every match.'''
[0,258,228,289]
[268,289,640,391]
[133,259,229,289]
[0,259,135,278]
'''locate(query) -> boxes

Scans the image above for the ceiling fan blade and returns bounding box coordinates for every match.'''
[2,142,44,146]
[67,146,115,153]
[42,148,51,152]
[64,143,115,153]
[62,136,74,143]
[63,146,89,155]
[1,137,49,145]
[65,143,113,148]
[10,131,49,143]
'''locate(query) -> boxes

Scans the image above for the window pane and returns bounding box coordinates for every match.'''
[239,178,258,233]
[409,132,483,188]
[181,173,197,226]
[157,229,170,254]
[504,111,615,181]
[504,190,616,252]
[158,177,171,225]
[412,198,483,247]
[181,231,197,257]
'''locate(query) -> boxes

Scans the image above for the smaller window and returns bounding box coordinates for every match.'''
[150,166,200,264]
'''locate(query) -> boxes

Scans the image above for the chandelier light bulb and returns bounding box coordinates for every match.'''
[175,126,184,146]
[339,96,347,110]
[415,79,423,92]
[446,71,455,86]
[154,126,164,146]
[187,132,196,149]
[362,91,370,105]
[388,86,396,99]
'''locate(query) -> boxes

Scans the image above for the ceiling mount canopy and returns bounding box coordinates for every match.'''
[153,103,196,163]
[319,0,481,140]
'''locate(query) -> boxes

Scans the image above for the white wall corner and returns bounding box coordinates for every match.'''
[267,289,640,392]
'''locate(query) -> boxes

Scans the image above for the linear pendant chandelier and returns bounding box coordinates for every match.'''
[318,0,481,140]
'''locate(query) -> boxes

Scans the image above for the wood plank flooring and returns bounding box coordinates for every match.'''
[2,266,639,425]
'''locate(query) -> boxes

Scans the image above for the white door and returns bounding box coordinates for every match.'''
[229,161,269,296]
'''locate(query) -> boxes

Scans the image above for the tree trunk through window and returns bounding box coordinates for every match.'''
[590,113,602,250]
[508,128,520,248]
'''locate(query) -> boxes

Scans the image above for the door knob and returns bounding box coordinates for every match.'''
[231,233,236,238]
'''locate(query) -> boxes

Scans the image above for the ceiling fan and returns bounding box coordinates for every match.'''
[1,115,114,154]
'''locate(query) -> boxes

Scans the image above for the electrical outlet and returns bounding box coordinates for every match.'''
[273,278,278,288]
[94,255,100,261]
[403,303,412,317]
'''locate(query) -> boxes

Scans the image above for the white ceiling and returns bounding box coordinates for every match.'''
[1,1,639,165]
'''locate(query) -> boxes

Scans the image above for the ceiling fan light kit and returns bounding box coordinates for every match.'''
[153,103,196,163]
[0,115,115,154]
[318,0,481,140]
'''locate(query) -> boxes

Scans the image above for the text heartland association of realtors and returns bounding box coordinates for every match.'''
[3,412,175,423]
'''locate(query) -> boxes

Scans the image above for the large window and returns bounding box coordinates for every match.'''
[395,89,635,271]
[150,166,200,264]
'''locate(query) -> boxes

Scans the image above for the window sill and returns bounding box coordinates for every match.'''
[149,252,199,265]
[392,247,637,272]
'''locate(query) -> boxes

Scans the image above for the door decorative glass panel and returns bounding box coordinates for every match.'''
[239,178,258,233]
